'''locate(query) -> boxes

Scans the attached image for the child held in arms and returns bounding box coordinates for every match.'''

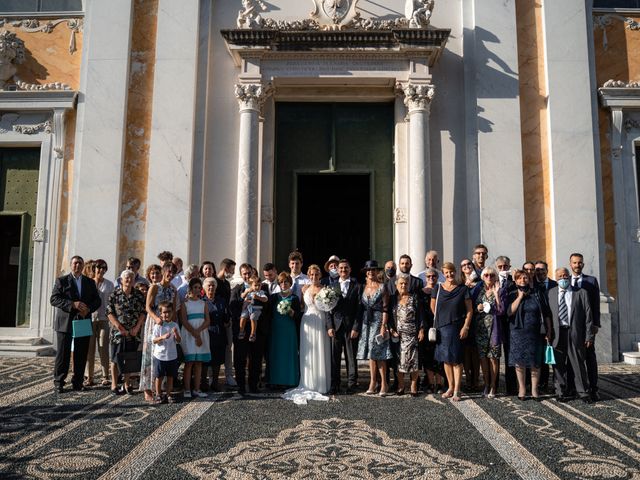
[151,301,181,404]
[239,276,268,342]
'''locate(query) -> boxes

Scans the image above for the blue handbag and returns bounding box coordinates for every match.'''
[72,318,93,338]
[545,343,556,365]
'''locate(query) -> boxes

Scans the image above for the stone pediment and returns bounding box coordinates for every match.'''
[221,28,450,67]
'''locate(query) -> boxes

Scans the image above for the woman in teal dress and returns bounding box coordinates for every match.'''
[268,272,302,387]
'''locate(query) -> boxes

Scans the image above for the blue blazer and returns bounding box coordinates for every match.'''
[578,275,600,328]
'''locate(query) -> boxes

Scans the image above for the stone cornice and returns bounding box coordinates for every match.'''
[0,90,77,110]
[599,86,640,109]
[221,28,450,67]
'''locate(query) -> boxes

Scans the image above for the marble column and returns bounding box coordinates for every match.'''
[234,83,269,269]
[401,83,434,267]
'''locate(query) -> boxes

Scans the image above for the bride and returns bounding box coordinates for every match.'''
[282,264,331,404]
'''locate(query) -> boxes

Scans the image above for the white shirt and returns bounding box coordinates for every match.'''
[572,274,583,288]
[72,273,82,296]
[291,273,310,299]
[558,288,573,326]
[418,270,445,285]
[339,278,350,297]
[262,280,281,295]
[171,273,186,290]
[152,321,179,361]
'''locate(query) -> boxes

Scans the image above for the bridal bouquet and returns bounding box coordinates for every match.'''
[277,298,293,316]
[315,286,339,312]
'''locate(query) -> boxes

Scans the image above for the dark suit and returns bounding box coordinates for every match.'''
[386,274,424,297]
[321,275,340,287]
[326,278,360,391]
[497,275,518,394]
[50,273,101,389]
[229,283,271,393]
[573,274,600,394]
[549,286,593,398]
[535,278,557,390]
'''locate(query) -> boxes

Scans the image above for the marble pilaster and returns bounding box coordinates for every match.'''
[69,0,133,278]
[143,0,201,264]
[234,83,270,269]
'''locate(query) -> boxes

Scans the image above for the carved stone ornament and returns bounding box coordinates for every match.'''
[13,120,52,135]
[32,227,46,242]
[398,82,435,111]
[0,18,83,54]
[593,15,640,50]
[394,207,408,223]
[624,118,640,132]
[603,79,640,88]
[0,30,25,89]
[13,78,72,91]
[234,83,272,111]
[236,0,434,31]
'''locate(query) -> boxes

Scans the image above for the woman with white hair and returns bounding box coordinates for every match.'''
[106,269,146,394]
[474,266,503,398]
[202,276,228,391]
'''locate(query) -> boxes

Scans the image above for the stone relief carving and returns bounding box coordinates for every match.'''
[602,79,640,88]
[13,120,52,134]
[405,0,435,28]
[32,227,46,242]
[234,83,272,111]
[13,78,72,91]
[236,0,434,31]
[397,82,435,111]
[0,18,83,54]
[593,14,640,49]
[624,118,640,132]
[0,30,25,89]
[394,207,407,223]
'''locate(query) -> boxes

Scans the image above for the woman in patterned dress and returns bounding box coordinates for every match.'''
[354,260,391,397]
[474,266,503,398]
[139,263,177,401]
[106,269,146,394]
[391,275,425,396]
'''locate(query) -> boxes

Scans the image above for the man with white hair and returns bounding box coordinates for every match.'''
[418,250,445,284]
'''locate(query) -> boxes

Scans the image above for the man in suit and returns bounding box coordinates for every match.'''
[288,251,309,300]
[549,267,594,403]
[321,255,341,286]
[418,250,445,284]
[217,258,237,388]
[570,253,601,401]
[50,256,101,393]
[262,263,281,295]
[326,259,360,394]
[472,244,489,278]
[229,263,253,394]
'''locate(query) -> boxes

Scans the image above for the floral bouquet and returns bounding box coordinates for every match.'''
[277,298,293,316]
[315,286,339,312]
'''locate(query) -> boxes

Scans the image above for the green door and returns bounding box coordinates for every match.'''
[274,103,394,273]
[0,148,40,327]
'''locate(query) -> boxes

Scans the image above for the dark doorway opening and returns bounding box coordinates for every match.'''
[0,215,21,327]
[297,174,370,274]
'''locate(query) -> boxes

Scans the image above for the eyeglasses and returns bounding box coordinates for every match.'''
[483,274,496,278]
[461,263,472,267]
[426,275,438,279]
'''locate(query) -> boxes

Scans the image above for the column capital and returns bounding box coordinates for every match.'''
[234,82,272,112]
[396,82,435,113]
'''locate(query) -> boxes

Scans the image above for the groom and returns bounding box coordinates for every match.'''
[326,259,360,394]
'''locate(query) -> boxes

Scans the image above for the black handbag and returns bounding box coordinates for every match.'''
[116,338,142,374]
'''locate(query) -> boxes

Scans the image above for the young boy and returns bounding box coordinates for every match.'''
[239,276,268,342]
[152,301,182,404]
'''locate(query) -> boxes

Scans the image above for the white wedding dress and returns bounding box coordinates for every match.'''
[282,288,331,404]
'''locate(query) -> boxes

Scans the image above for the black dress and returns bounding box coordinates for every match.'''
[432,285,470,364]
[419,288,439,373]
[205,294,228,366]
[508,293,545,368]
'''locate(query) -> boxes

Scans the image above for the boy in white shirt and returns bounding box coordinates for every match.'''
[152,301,181,404]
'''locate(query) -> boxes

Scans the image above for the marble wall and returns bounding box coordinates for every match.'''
[118,0,158,269]
[56,110,77,275]
[592,13,640,298]
[516,0,552,267]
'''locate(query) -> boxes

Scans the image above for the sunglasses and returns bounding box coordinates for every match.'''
[426,275,438,279]
[461,263,472,267]
[483,273,496,278]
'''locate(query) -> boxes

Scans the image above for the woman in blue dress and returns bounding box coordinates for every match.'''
[268,272,302,387]
[431,262,473,402]
[507,270,552,400]
[354,260,391,397]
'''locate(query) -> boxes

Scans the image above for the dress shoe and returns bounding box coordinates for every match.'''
[590,391,600,402]
[72,384,88,392]
[54,385,64,394]
[581,396,594,404]
[556,395,570,403]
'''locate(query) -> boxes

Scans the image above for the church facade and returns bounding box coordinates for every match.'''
[0,0,638,362]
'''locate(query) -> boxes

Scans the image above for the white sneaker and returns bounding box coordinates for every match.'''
[183,391,192,399]
[194,390,208,398]
[225,375,237,387]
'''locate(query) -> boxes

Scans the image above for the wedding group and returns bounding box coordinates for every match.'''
[50,244,601,406]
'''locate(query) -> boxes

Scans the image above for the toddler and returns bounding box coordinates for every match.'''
[239,276,268,342]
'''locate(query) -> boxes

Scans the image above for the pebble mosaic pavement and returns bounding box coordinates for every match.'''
[0,357,639,479]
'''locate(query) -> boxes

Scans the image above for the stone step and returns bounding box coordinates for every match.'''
[0,344,56,357]
[0,336,48,346]
[622,351,640,366]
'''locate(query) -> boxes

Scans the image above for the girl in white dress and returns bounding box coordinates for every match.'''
[282,264,331,404]
[179,278,211,398]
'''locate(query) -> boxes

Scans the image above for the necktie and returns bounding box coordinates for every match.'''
[559,290,568,326]
[572,277,579,288]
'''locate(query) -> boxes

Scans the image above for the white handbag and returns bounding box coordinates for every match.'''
[428,286,440,342]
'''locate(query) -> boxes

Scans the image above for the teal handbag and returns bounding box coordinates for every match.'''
[72,318,93,338]
[545,343,556,365]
